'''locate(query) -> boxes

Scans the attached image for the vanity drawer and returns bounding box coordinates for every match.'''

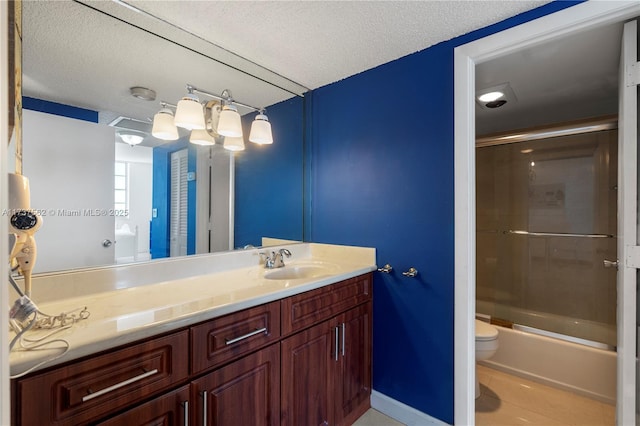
[190,301,281,374]
[14,330,189,426]
[281,273,372,335]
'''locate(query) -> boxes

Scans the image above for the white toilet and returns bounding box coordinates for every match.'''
[475,319,499,399]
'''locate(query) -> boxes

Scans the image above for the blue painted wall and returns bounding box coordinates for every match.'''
[304,2,579,422]
[150,138,197,258]
[23,96,98,122]
[235,97,304,248]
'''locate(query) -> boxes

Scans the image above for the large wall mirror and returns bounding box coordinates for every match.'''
[18,0,306,273]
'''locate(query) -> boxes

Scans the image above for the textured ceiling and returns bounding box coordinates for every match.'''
[126,0,551,90]
[22,0,551,132]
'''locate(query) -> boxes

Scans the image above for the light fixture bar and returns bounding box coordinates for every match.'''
[189,84,261,112]
[160,101,177,109]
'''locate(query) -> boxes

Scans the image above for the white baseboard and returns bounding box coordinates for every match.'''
[371,390,450,426]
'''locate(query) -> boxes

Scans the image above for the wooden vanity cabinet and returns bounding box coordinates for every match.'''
[281,302,372,426]
[281,274,372,426]
[11,273,372,426]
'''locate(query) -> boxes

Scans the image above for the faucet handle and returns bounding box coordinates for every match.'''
[279,248,292,258]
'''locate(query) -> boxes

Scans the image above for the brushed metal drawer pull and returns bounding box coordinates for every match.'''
[202,390,208,426]
[225,327,267,345]
[183,400,189,426]
[334,326,339,361]
[81,368,159,402]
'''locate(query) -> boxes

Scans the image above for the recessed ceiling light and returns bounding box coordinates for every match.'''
[520,149,534,154]
[478,91,504,102]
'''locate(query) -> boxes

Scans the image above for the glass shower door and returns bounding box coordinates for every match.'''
[476,128,618,347]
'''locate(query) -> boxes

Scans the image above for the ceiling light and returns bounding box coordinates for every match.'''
[130,86,156,101]
[477,91,504,102]
[223,136,245,152]
[217,104,243,138]
[174,87,205,130]
[118,131,145,146]
[190,129,215,146]
[249,112,273,145]
[476,82,517,110]
[152,107,179,141]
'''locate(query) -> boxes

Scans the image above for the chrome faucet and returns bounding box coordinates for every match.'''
[261,248,292,269]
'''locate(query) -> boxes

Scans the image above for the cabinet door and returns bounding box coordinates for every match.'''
[281,319,337,426]
[96,385,190,426]
[191,344,280,426]
[335,303,372,426]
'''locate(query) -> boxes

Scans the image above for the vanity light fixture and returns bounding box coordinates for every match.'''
[174,86,206,130]
[249,111,273,145]
[151,84,275,148]
[151,103,179,141]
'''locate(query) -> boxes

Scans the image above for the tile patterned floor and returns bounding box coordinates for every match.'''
[476,365,615,426]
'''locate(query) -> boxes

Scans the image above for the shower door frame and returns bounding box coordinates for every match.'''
[453,2,640,425]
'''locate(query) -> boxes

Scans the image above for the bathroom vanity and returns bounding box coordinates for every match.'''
[9,243,375,425]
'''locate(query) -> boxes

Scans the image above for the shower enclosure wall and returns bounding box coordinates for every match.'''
[476,122,618,349]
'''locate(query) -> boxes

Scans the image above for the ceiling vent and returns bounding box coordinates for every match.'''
[108,115,152,133]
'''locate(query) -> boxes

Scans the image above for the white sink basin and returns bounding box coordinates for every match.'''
[264,264,336,280]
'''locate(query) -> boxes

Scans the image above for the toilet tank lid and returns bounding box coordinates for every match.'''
[475,319,498,340]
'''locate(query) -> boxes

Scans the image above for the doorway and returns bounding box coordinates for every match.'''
[454,2,640,424]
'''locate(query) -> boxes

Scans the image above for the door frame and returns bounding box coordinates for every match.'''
[453,2,640,424]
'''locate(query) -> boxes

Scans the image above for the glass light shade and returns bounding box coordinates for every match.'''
[119,133,144,145]
[223,136,245,152]
[217,105,243,137]
[249,114,273,144]
[190,129,215,146]
[478,91,504,102]
[174,94,205,130]
[152,109,179,140]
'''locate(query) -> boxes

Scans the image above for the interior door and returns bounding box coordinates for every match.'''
[617,18,638,426]
[22,109,115,272]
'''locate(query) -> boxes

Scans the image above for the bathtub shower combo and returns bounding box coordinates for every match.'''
[476,119,618,403]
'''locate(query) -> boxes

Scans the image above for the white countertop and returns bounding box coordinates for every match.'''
[9,243,376,376]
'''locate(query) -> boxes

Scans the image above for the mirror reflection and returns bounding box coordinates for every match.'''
[19,1,304,273]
